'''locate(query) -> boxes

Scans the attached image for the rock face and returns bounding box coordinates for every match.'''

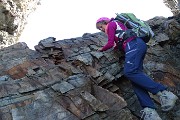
[0,0,40,49]
[0,14,180,120]
[163,0,180,15]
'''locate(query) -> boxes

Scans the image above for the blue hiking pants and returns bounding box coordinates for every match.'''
[123,37,166,109]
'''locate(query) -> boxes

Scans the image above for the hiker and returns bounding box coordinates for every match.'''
[96,17,178,120]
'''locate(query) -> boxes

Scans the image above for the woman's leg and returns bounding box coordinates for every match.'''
[123,38,166,108]
[132,82,155,108]
[123,38,166,94]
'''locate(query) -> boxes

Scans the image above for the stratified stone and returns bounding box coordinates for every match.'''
[52,81,75,94]
[67,74,90,88]
[10,90,79,120]
[80,91,109,111]
[93,85,127,111]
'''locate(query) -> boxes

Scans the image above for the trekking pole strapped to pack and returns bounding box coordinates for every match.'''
[115,13,155,43]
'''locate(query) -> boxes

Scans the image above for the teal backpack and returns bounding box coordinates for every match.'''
[114,13,154,43]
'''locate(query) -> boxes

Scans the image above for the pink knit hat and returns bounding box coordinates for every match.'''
[96,17,110,23]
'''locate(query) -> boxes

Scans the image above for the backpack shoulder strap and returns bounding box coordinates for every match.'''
[113,20,122,30]
[113,20,126,39]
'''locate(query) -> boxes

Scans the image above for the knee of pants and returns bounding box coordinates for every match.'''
[123,68,140,79]
[123,69,133,78]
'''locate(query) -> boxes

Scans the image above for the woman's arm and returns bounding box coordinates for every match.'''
[100,22,116,51]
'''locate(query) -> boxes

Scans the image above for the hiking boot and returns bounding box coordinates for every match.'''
[140,107,162,120]
[157,90,178,111]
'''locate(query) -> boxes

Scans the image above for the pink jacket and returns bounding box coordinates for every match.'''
[100,19,135,51]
